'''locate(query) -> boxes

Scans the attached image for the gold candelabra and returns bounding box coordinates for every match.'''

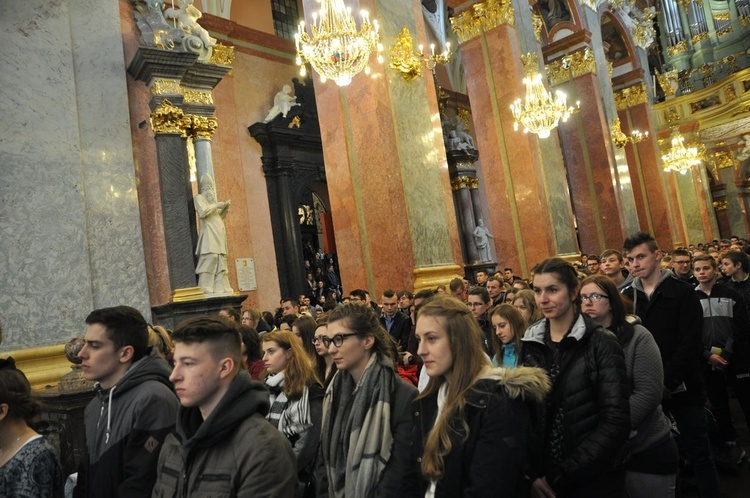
[388,28,451,81]
[611,118,649,148]
[294,0,383,86]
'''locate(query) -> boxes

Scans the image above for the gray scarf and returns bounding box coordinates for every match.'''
[321,354,396,498]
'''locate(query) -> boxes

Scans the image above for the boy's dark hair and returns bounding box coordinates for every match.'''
[382,289,397,299]
[449,278,465,292]
[279,314,297,328]
[85,306,149,363]
[600,249,622,261]
[504,267,513,272]
[322,301,338,312]
[692,254,717,269]
[723,250,749,271]
[219,306,240,322]
[349,289,367,300]
[468,286,490,303]
[623,231,659,253]
[396,290,413,300]
[172,316,241,371]
[672,248,691,259]
[587,254,600,263]
[281,298,299,308]
[414,289,437,301]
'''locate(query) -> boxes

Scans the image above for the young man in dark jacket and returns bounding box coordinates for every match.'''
[74,306,179,498]
[621,232,722,498]
[694,254,750,463]
[152,316,296,497]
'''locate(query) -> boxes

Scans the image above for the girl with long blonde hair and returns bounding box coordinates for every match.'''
[414,295,549,497]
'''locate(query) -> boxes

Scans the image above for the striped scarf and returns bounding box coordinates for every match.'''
[321,354,395,498]
[264,371,312,440]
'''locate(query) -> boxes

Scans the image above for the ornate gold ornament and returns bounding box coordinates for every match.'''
[151,78,182,96]
[449,0,515,45]
[691,31,709,45]
[610,118,649,148]
[532,11,543,42]
[294,0,382,86]
[545,48,597,87]
[662,128,704,174]
[208,43,235,67]
[187,115,219,139]
[288,116,302,128]
[725,85,737,102]
[667,41,688,57]
[182,89,214,105]
[656,69,679,97]
[714,151,735,170]
[614,83,649,110]
[451,176,478,190]
[712,199,728,211]
[510,53,578,139]
[150,99,190,136]
[741,15,750,28]
[388,28,450,81]
[713,12,731,21]
[716,24,734,36]
[458,108,472,129]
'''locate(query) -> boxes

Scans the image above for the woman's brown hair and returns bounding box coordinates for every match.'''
[261,330,321,399]
[415,295,490,480]
[512,289,544,324]
[489,303,527,365]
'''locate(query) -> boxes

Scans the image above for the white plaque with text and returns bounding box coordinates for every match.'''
[235,258,257,291]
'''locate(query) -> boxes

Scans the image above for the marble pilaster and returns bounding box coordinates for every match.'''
[718,165,750,236]
[301,0,463,294]
[0,0,150,352]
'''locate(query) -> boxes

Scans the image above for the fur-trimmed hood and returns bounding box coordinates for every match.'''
[480,365,550,403]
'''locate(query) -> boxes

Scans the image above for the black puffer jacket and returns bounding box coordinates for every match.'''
[520,314,630,494]
[412,367,550,498]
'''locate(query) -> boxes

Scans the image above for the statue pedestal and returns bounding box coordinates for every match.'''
[152,294,247,330]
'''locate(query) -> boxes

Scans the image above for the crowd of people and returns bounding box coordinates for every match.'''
[2,232,750,497]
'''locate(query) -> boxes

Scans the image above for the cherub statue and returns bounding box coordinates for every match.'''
[164,0,217,48]
[263,85,300,123]
[738,134,750,161]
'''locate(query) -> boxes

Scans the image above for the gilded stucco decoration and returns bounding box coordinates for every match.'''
[618,4,657,50]
[150,99,190,136]
[151,78,182,96]
[714,151,735,170]
[713,200,729,211]
[691,32,709,45]
[545,48,596,86]
[614,83,649,110]
[183,89,214,105]
[209,43,236,67]
[667,40,688,57]
[450,177,479,190]
[450,0,515,44]
[187,115,219,139]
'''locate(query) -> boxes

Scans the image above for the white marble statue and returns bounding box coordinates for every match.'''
[164,0,217,48]
[263,85,300,123]
[738,135,750,161]
[444,116,476,152]
[194,174,233,295]
[473,219,494,262]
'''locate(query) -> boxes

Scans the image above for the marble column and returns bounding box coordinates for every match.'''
[301,0,463,294]
[450,2,567,276]
[615,86,676,249]
[718,158,750,236]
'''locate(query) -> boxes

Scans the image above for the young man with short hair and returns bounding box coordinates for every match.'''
[475,270,488,287]
[694,255,750,465]
[671,248,697,285]
[722,251,750,320]
[348,289,368,305]
[75,306,179,498]
[600,249,631,289]
[486,276,505,306]
[586,254,600,274]
[379,289,411,348]
[621,233,721,498]
[397,290,413,314]
[280,298,299,317]
[449,277,467,302]
[152,316,296,496]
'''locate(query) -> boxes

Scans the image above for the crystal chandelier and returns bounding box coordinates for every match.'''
[662,129,703,174]
[611,118,649,149]
[510,53,578,139]
[294,0,383,87]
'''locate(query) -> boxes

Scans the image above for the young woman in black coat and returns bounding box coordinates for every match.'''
[413,295,549,497]
[521,258,630,498]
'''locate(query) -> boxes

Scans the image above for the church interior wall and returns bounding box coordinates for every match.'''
[0,0,151,353]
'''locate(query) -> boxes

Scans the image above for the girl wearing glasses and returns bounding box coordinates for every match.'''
[413,296,549,497]
[521,257,630,498]
[261,330,324,497]
[490,303,527,368]
[318,304,419,498]
[580,275,678,497]
[312,317,336,389]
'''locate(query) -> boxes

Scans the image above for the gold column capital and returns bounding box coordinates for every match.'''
[450,0,515,45]
[545,48,597,86]
[150,99,190,136]
[451,176,479,191]
[208,43,236,67]
[614,83,649,110]
[187,115,219,139]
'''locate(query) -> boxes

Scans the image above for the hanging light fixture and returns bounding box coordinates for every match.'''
[662,128,704,174]
[510,53,578,139]
[294,0,383,86]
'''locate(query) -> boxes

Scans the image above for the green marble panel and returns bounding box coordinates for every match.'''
[720,167,746,237]
[676,172,707,244]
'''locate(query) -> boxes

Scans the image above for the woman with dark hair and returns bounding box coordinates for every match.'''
[580,275,678,497]
[239,325,264,380]
[312,317,336,389]
[0,358,63,497]
[261,331,323,497]
[262,311,276,330]
[513,289,544,325]
[521,257,630,498]
[218,306,240,322]
[414,296,548,497]
[293,315,319,363]
[490,303,527,368]
[317,304,418,498]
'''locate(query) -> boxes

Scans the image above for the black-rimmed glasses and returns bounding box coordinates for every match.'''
[317,332,359,348]
[580,293,609,303]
